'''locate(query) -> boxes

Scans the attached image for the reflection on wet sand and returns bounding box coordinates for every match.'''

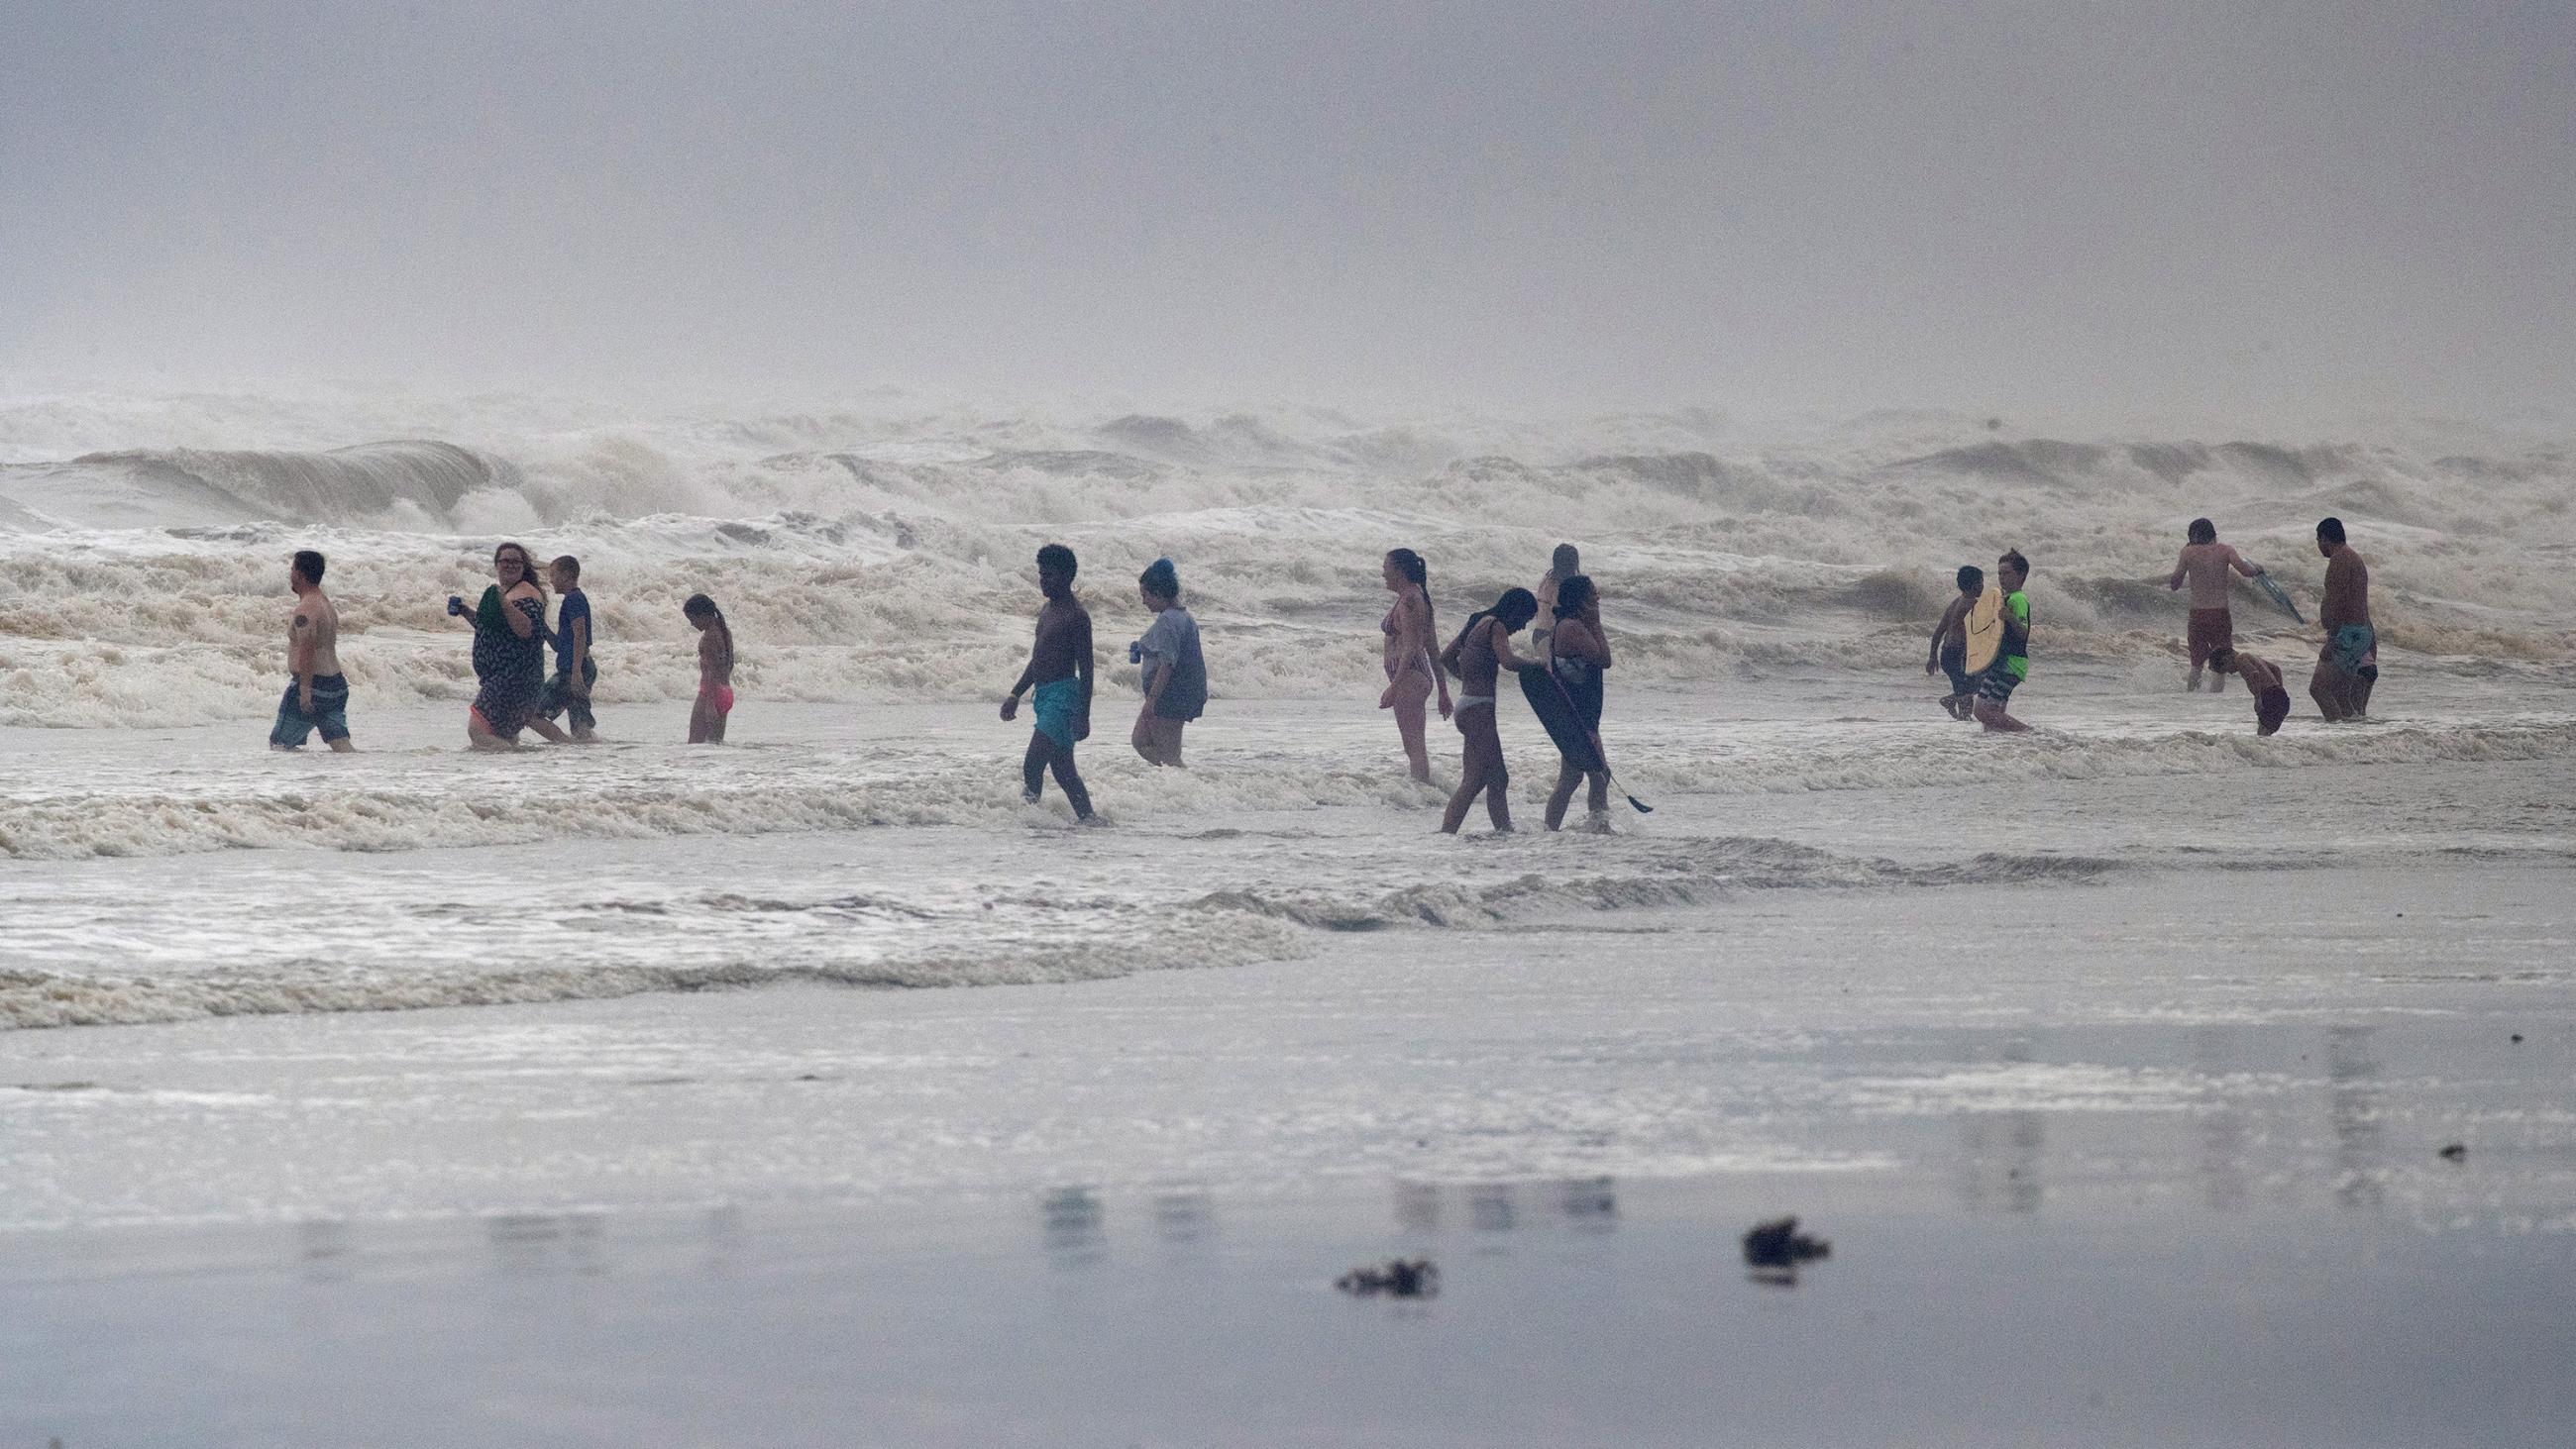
[2193,1027,2251,1212]
[485,1211,607,1278]
[1041,1186,1106,1268]
[1956,1043,2044,1213]
[2325,1025,2385,1210]
[1558,1177,1618,1233]
[297,1218,352,1286]
[1956,1112,2045,1213]
[1394,1179,1619,1237]
[1153,1190,1214,1247]
[1395,1181,1441,1234]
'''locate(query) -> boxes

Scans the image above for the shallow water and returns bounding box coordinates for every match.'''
[7,675,2573,1028]
[5,388,2574,1443]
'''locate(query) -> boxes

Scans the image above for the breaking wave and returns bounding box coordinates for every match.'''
[0,832,2105,1029]
[0,387,2572,731]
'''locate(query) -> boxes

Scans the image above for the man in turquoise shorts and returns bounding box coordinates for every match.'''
[1000,543,1097,821]
[2310,517,2377,722]
[1972,549,2034,734]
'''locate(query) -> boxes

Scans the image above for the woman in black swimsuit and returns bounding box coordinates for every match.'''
[1537,575,1614,830]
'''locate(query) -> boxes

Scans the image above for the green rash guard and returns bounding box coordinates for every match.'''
[2001,590,2031,680]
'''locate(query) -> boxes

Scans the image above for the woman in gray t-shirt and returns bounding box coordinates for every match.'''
[1128,558,1206,767]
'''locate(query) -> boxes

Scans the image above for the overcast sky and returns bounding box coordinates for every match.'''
[3,1,2570,421]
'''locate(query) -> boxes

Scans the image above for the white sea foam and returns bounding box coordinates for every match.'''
[2,388,2570,730]
[0,824,2109,1030]
[3,709,2570,864]
[4,388,2574,1038]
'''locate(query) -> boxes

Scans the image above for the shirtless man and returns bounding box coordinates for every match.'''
[269,549,354,752]
[1000,543,1096,821]
[2167,517,2267,691]
[1927,564,1983,719]
[2311,517,2376,721]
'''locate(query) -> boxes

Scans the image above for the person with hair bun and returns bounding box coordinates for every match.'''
[1379,548,1449,782]
[1128,557,1205,767]
[1437,586,1543,834]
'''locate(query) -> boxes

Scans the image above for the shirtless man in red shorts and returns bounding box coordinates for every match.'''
[2168,518,2268,692]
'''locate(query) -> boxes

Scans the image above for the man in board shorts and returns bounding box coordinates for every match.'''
[1000,544,1096,821]
[2310,517,2376,721]
[269,549,355,752]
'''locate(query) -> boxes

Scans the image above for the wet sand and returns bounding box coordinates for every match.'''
[5,864,2572,1446]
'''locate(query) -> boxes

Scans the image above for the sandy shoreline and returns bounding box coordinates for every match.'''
[7,858,2573,1445]
[10,1180,2572,1448]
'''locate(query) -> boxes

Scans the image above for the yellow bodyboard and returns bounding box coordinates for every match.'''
[1962,588,2005,673]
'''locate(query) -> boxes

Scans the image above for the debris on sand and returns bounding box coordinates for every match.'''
[1337,1259,1438,1298]
[2438,1143,2467,1162]
[1743,1216,1832,1276]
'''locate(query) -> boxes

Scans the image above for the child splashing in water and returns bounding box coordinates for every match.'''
[684,593,734,744]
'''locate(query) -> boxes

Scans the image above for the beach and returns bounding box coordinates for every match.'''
[6,852,2573,1445]
[5,393,2575,1443]
[7,688,2576,1444]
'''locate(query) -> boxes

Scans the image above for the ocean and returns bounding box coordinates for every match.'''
[4,387,2572,1444]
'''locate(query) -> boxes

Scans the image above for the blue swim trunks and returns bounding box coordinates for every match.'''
[269,673,351,748]
[2327,624,2379,682]
[1030,675,1082,750]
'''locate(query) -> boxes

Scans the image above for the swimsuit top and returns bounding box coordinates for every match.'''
[1455,618,1504,696]
[1381,605,1400,637]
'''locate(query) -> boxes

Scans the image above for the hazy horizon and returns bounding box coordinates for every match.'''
[5,1,2570,425]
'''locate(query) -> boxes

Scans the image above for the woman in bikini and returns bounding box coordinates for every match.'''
[684,593,735,744]
[453,541,572,750]
[1379,548,1450,783]
[1437,586,1542,834]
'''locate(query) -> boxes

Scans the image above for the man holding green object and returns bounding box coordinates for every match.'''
[1972,550,2033,734]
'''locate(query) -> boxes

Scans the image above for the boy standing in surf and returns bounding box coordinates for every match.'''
[1972,550,2033,734]
[541,555,598,741]
[2205,647,2294,737]
[1001,543,1096,821]
[2167,518,2268,692]
[2310,517,2376,722]
[269,549,354,752]
[1926,565,1983,720]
